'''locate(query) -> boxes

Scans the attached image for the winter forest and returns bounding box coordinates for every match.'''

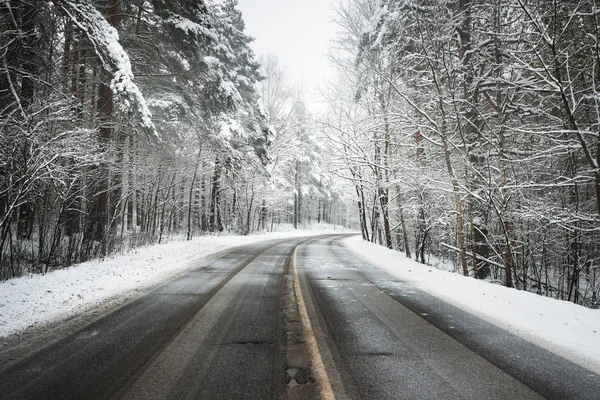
[1,0,599,309]
[0,0,346,279]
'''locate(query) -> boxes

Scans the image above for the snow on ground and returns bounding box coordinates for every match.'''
[0,225,348,338]
[342,235,600,375]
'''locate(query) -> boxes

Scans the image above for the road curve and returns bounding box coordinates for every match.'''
[1,234,599,399]
[0,236,320,399]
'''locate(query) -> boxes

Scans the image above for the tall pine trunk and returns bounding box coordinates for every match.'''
[93,0,118,246]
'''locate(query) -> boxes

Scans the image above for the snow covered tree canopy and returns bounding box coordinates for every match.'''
[52,0,159,141]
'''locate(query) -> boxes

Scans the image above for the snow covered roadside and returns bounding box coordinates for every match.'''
[0,228,349,338]
[343,235,600,375]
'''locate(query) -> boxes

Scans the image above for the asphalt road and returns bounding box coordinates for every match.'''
[1,234,599,399]
[296,236,600,400]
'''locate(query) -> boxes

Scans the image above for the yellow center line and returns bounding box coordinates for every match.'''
[291,246,336,400]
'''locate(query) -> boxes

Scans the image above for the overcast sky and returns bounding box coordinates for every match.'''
[236,0,340,112]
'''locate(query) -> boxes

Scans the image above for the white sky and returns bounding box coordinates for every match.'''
[236,0,340,112]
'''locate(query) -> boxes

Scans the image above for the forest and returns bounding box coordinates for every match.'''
[323,0,600,308]
[1,0,599,309]
[0,0,345,281]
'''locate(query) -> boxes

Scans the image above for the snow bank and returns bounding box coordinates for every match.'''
[0,228,351,338]
[343,235,600,375]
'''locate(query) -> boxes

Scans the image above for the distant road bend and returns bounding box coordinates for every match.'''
[1,234,599,399]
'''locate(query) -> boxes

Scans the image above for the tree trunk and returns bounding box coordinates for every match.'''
[209,158,223,232]
[370,192,379,244]
[18,0,37,111]
[379,89,393,249]
[158,173,176,244]
[378,188,392,249]
[260,199,267,230]
[13,1,38,240]
[94,0,118,244]
[293,159,301,229]
[355,186,368,241]
[187,149,201,240]
[396,186,411,258]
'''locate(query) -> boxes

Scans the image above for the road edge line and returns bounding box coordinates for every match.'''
[291,246,336,400]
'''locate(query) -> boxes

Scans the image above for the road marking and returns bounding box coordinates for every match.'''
[291,246,336,400]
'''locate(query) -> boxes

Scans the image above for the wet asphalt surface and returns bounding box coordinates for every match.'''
[1,234,599,399]
[0,238,302,400]
[297,236,600,399]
